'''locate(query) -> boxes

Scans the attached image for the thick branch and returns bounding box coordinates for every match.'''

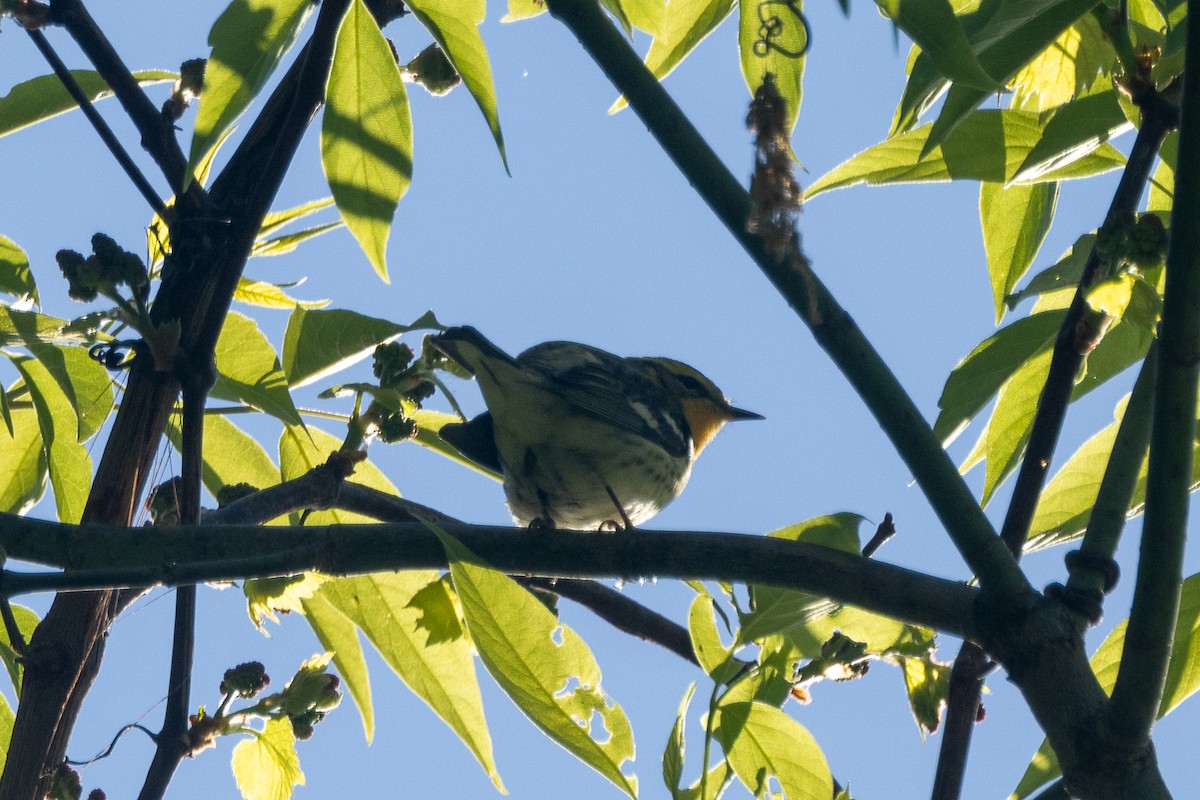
[544,0,1028,603]
[0,518,980,640]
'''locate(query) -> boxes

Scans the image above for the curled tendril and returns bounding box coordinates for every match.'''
[89,340,142,371]
[754,0,810,59]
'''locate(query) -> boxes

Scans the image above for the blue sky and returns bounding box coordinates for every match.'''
[2,1,1198,797]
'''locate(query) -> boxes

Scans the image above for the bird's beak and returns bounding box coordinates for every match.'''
[724,405,765,421]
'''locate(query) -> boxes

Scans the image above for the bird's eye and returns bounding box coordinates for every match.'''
[676,374,708,395]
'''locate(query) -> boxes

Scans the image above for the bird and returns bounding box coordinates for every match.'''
[429,326,762,530]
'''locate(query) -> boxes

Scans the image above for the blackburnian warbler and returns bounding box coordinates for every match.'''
[430,326,762,530]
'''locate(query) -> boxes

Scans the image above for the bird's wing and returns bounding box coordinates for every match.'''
[518,342,690,457]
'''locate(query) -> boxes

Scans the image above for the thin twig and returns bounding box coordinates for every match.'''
[0,595,28,656]
[25,28,167,217]
[137,362,211,800]
[523,577,697,665]
[997,95,1177,557]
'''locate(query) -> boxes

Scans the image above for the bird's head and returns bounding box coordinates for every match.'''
[643,358,763,455]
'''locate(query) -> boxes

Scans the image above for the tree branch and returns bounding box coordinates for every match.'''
[0,1,361,794]
[48,0,193,196]
[523,577,698,665]
[997,92,1177,558]
[933,92,1178,800]
[1061,341,1158,609]
[25,28,167,216]
[1107,0,1200,746]
[544,0,1029,603]
[0,517,981,640]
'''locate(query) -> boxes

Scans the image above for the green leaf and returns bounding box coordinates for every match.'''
[1010,90,1132,184]
[1149,131,1176,214]
[1011,573,1200,798]
[1008,14,1115,112]
[0,307,86,347]
[0,403,45,515]
[923,0,1100,154]
[165,413,279,507]
[436,528,638,798]
[9,354,92,522]
[662,683,695,796]
[611,0,736,113]
[316,574,503,790]
[902,656,951,738]
[503,0,547,22]
[405,0,507,170]
[212,311,302,427]
[321,0,413,281]
[0,383,10,438]
[251,222,345,259]
[23,344,114,443]
[0,70,175,139]
[981,347,1053,506]
[688,594,737,681]
[739,514,866,647]
[1025,403,1122,553]
[0,694,13,774]
[1086,272,1138,319]
[738,0,807,136]
[301,587,375,742]
[620,0,666,33]
[713,701,832,799]
[230,717,305,800]
[282,307,415,389]
[234,277,331,310]
[0,235,36,304]
[980,181,1059,323]
[259,197,337,240]
[246,573,327,629]
[1027,378,1200,552]
[879,0,997,91]
[932,310,1064,445]
[1006,234,1094,310]
[278,425,401,526]
[807,109,1124,199]
[188,0,314,186]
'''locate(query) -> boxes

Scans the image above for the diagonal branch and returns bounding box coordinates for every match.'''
[1108,0,1200,745]
[25,28,167,216]
[47,0,193,196]
[543,0,1028,603]
[997,93,1178,557]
